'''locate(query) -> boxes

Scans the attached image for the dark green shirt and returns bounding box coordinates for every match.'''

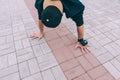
[35,0,85,18]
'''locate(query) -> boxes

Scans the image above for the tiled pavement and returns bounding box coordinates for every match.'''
[0,0,120,80]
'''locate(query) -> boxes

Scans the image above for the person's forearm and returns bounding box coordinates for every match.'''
[38,20,44,33]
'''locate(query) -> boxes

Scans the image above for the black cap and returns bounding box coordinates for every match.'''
[41,5,62,28]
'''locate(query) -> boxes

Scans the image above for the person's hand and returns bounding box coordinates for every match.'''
[75,42,90,53]
[30,32,44,40]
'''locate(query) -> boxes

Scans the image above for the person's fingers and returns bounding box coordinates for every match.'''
[83,47,89,53]
[80,46,85,53]
[30,33,39,39]
[38,35,44,40]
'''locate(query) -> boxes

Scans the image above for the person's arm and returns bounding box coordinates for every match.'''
[38,20,44,34]
[30,20,44,39]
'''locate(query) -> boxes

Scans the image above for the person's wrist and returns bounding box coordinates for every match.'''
[78,38,88,46]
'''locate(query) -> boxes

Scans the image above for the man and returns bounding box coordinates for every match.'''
[30,0,89,53]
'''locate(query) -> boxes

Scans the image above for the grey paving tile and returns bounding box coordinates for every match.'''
[40,42,51,54]
[42,69,55,80]
[28,58,40,74]
[37,53,58,71]
[13,32,27,41]
[19,61,30,79]
[111,59,120,72]
[0,46,15,56]
[16,47,32,56]
[103,62,120,79]
[51,66,67,80]
[17,52,34,63]
[22,38,31,48]
[0,72,20,80]
[32,45,43,57]
[6,35,14,43]
[104,44,119,57]
[97,52,114,63]
[0,55,8,69]
[15,40,23,50]
[0,36,6,44]
[22,73,43,80]
[8,53,17,66]
[0,65,18,78]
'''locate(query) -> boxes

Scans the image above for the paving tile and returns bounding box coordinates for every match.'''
[103,62,120,79]
[13,32,27,41]
[0,43,14,51]
[17,52,34,63]
[88,66,107,80]
[55,25,70,37]
[8,53,17,66]
[84,53,100,67]
[16,47,32,56]
[111,59,120,72]
[116,55,120,62]
[85,29,96,37]
[0,55,8,69]
[104,44,119,57]
[37,53,58,71]
[29,38,46,46]
[96,73,115,80]
[0,72,20,80]
[32,45,43,57]
[60,58,79,71]
[6,35,14,43]
[73,73,92,80]
[51,66,67,80]
[22,38,31,48]
[22,73,43,80]
[15,40,23,50]
[65,66,85,80]
[61,34,76,46]
[53,46,74,63]
[28,58,40,74]
[104,32,117,41]
[115,40,120,47]
[0,65,18,78]
[47,38,64,50]
[42,69,55,80]
[0,36,6,44]
[110,42,120,55]
[44,30,59,41]
[97,52,114,63]
[19,61,30,79]
[98,37,112,46]
[0,46,15,56]
[77,56,93,71]
[39,42,51,54]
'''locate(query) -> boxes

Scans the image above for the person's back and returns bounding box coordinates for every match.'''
[43,0,63,13]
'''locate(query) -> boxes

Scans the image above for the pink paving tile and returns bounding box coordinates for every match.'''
[60,58,79,71]
[88,66,107,80]
[61,34,76,46]
[77,56,93,71]
[65,66,85,80]
[55,24,71,37]
[47,38,64,50]
[73,73,92,80]
[44,30,60,41]
[96,73,115,80]
[53,46,74,63]
[85,53,101,67]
